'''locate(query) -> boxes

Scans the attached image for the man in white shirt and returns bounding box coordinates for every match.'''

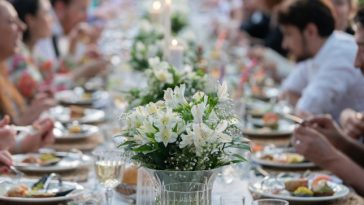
[278,0,364,120]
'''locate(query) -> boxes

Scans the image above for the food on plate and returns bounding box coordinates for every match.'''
[22,153,60,165]
[260,153,306,164]
[22,155,41,164]
[251,143,264,153]
[252,85,264,97]
[284,176,335,197]
[81,92,92,100]
[284,178,308,192]
[312,177,335,196]
[262,112,279,129]
[68,124,82,134]
[6,175,71,198]
[293,186,314,197]
[6,185,29,197]
[70,106,85,119]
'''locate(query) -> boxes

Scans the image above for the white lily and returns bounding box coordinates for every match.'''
[179,126,194,148]
[213,120,232,143]
[192,91,205,102]
[155,126,178,147]
[137,119,157,135]
[217,82,229,102]
[174,84,188,105]
[191,102,206,123]
[145,103,159,114]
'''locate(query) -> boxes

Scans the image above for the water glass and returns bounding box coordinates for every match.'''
[253,199,289,205]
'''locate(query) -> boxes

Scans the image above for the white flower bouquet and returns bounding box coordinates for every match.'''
[129,20,164,71]
[120,83,250,171]
[126,57,209,108]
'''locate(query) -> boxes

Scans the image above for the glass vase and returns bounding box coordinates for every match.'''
[136,167,218,205]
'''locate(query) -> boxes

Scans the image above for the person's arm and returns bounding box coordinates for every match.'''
[294,126,364,196]
[306,115,364,168]
[296,60,357,117]
[336,136,364,168]
[280,62,307,106]
[324,151,364,196]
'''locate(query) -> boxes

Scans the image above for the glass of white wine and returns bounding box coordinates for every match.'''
[94,149,126,205]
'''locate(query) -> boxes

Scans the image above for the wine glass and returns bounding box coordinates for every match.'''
[93,149,127,205]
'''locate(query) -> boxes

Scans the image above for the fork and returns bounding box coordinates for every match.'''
[9,165,24,184]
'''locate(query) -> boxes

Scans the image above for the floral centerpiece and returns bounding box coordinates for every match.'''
[120,82,250,205]
[126,57,209,108]
[129,21,164,71]
[121,82,249,170]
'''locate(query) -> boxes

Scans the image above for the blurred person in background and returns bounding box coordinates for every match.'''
[0,0,55,163]
[8,0,57,102]
[241,0,288,56]
[278,0,364,120]
[291,8,364,193]
[331,0,358,34]
[35,0,108,85]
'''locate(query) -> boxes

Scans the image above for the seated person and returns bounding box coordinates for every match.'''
[292,7,364,196]
[35,0,108,85]
[8,0,55,101]
[241,0,288,56]
[0,0,55,127]
[278,0,364,120]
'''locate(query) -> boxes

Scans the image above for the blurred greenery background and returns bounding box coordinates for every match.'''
[360,0,364,6]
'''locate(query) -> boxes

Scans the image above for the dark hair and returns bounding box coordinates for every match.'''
[278,0,335,37]
[10,0,40,43]
[354,7,364,27]
[50,0,71,7]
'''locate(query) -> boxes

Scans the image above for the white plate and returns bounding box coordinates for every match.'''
[53,124,99,141]
[0,178,84,203]
[56,90,94,106]
[12,152,89,172]
[243,119,295,137]
[49,106,106,124]
[251,148,316,169]
[249,178,350,202]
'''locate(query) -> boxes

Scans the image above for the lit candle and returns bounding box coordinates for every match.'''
[163,0,172,60]
[169,39,184,70]
[150,1,162,25]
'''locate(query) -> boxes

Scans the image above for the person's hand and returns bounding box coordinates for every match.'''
[293,125,341,167]
[0,116,16,150]
[0,150,12,174]
[18,94,56,125]
[304,115,347,148]
[14,118,54,153]
[72,59,109,81]
[340,108,364,139]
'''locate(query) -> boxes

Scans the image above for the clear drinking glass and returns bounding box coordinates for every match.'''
[219,196,245,205]
[253,199,289,205]
[93,150,126,205]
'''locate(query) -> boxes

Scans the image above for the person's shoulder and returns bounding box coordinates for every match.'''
[332,31,356,47]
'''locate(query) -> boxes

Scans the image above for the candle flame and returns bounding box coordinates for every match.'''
[171,39,178,46]
[153,1,162,10]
